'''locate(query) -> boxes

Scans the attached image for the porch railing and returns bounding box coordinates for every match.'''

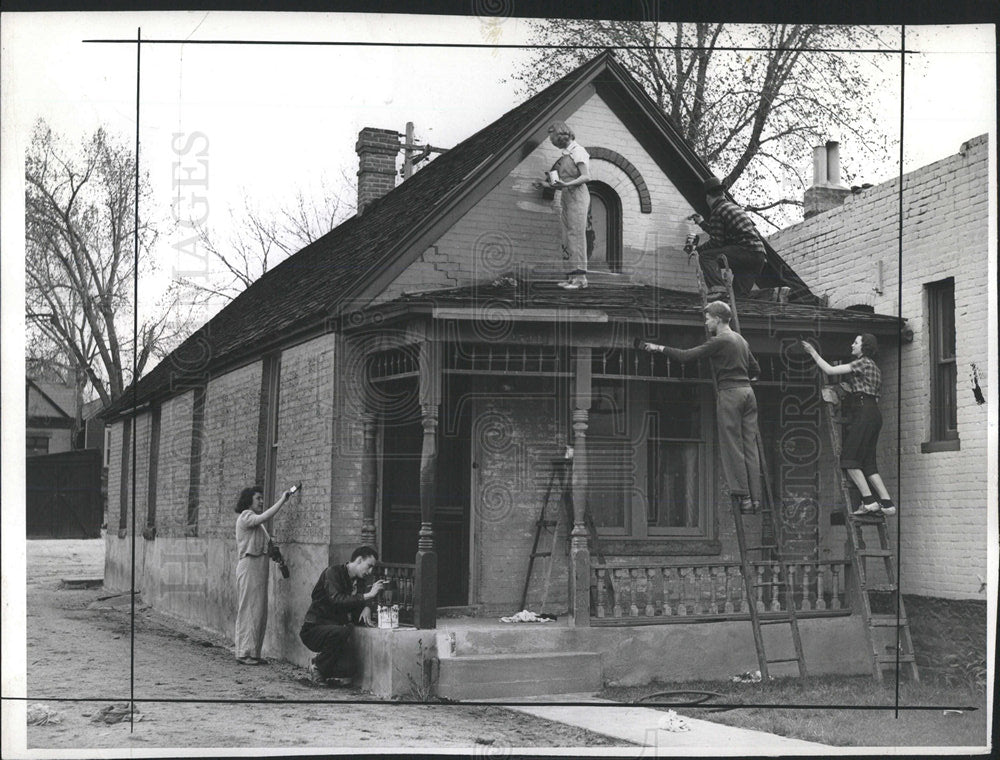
[380,562,416,625]
[591,559,850,625]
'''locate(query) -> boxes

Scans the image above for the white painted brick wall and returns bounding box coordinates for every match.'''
[769,135,990,600]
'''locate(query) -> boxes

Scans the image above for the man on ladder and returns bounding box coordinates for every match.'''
[635,300,763,516]
[688,176,768,300]
[635,235,808,680]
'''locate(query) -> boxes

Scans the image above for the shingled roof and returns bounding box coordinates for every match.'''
[104,50,821,419]
[364,281,902,334]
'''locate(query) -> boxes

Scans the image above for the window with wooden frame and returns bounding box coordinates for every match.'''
[923,278,959,451]
[145,405,162,539]
[257,354,282,506]
[586,181,623,274]
[118,420,132,536]
[586,379,713,541]
[26,435,50,456]
[186,387,206,533]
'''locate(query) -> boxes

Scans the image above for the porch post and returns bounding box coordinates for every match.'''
[569,346,591,627]
[360,412,378,547]
[414,339,440,629]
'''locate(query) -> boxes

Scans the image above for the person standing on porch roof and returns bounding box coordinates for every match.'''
[635,301,763,515]
[801,334,897,517]
[546,121,591,290]
[688,176,767,299]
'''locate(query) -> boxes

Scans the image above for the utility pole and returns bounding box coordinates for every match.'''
[400,122,447,180]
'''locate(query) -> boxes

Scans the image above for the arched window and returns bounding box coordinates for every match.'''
[587,181,622,274]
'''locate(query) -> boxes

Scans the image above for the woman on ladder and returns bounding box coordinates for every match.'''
[801,334,897,516]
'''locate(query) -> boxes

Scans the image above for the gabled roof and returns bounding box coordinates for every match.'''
[104,50,815,419]
[27,378,73,419]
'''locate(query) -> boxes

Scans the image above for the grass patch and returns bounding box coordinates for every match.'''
[602,675,987,748]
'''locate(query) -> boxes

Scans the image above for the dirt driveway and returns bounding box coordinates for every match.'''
[21,539,628,753]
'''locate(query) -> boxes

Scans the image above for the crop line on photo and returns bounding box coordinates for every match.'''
[2,695,980,710]
[80,38,915,55]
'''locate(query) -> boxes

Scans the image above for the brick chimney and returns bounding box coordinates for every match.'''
[356,127,401,213]
[803,140,851,218]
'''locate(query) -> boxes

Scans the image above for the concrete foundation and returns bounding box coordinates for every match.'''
[104,534,329,666]
[106,534,871,698]
[353,612,871,698]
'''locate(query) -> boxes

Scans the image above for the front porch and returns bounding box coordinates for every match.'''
[352,604,873,698]
[341,279,900,643]
[378,555,854,627]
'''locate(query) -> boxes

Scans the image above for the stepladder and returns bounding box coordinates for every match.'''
[520,458,608,615]
[520,458,573,614]
[820,385,920,683]
[691,245,808,679]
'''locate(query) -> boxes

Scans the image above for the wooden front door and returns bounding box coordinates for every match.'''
[379,376,472,607]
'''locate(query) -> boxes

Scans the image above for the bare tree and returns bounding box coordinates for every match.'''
[182,173,356,304]
[512,22,898,228]
[25,120,195,407]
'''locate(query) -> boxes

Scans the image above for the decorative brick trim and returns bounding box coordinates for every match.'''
[585,146,652,214]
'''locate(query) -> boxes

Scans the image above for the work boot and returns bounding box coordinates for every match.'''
[308,659,324,685]
[559,275,588,290]
[707,287,728,301]
[851,500,882,516]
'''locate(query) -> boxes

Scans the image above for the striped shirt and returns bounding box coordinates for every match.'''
[698,198,766,255]
[846,356,882,399]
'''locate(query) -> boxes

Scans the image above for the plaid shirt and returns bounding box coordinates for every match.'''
[846,356,882,399]
[698,198,766,254]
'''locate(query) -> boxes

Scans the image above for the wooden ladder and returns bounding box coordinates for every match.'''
[695,251,807,680]
[819,386,920,683]
[520,458,606,614]
[520,459,573,613]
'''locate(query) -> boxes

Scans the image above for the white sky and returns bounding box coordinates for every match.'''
[2,14,994,299]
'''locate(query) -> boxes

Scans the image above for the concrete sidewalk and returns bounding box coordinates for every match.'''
[501,693,829,754]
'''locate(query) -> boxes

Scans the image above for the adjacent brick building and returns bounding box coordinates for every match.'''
[769,134,991,601]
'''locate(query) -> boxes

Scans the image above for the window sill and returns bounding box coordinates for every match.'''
[597,538,721,556]
[921,438,960,453]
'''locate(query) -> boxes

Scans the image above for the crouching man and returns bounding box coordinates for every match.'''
[300,545,387,687]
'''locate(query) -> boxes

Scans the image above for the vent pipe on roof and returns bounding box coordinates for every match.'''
[803,140,851,219]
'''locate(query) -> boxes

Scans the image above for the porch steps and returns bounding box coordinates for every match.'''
[436,650,603,700]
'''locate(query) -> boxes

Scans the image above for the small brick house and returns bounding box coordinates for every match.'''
[101,52,906,693]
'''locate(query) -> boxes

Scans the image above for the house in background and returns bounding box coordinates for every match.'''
[26,377,76,456]
[768,134,991,604]
[100,51,912,697]
[26,376,107,538]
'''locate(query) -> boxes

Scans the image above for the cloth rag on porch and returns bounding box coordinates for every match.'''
[499,609,555,623]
